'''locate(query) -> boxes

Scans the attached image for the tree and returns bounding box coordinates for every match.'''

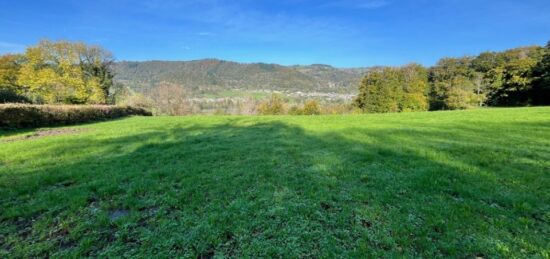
[429,57,481,110]
[484,46,544,106]
[17,39,114,104]
[0,54,28,103]
[0,54,22,90]
[471,51,504,73]
[76,42,115,101]
[355,64,428,113]
[355,67,400,113]
[108,82,132,105]
[400,64,429,112]
[148,82,196,115]
[532,41,550,105]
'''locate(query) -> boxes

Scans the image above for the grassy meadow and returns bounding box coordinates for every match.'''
[0,107,549,257]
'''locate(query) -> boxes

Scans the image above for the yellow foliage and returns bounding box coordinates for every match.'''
[16,39,112,104]
[302,100,321,115]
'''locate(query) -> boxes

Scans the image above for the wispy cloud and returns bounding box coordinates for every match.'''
[125,0,360,44]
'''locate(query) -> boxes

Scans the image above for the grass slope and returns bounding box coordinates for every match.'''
[1,107,549,258]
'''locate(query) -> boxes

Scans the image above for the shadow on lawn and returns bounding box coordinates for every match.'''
[0,128,38,138]
[1,119,548,258]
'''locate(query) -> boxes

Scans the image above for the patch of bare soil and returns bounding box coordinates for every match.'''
[1,128,89,143]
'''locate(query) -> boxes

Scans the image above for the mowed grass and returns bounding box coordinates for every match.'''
[1,107,549,258]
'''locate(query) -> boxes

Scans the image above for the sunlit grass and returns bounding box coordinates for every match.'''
[1,107,549,257]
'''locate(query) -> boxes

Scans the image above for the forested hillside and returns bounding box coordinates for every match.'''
[113,60,367,96]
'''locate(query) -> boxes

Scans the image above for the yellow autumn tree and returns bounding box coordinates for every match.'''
[17,40,113,104]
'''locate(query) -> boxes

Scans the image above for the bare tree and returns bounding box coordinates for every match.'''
[147,82,195,115]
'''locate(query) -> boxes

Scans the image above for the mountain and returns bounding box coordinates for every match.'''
[113,59,369,98]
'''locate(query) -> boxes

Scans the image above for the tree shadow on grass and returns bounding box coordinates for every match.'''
[0,116,141,138]
[0,128,38,138]
[0,119,548,258]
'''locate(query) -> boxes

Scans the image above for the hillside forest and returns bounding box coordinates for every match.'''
[1,40,549,115]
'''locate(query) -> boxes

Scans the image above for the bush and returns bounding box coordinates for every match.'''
[0,104,151,128]
[257,94,286,115]
[302,100,321,115]
[287,105,303,115]
[119,94,154,111]
[321,103,354,115]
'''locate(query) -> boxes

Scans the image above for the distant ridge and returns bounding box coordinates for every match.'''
[113,59,369,96]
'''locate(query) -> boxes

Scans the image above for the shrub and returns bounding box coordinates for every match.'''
[321,103,354,115]
[287,105,303,115]
[257,94,286,115]
[0,104,151,128]
[118,94,154,111]
[147,82,196,115]
[302,100,321,115]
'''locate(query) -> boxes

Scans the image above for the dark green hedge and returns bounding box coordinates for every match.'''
[0,104,152,128]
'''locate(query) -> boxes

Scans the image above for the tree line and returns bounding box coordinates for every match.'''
[2,39,548,114]
[354,42,550,112]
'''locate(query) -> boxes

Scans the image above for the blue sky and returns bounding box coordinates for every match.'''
[0,0,549,67]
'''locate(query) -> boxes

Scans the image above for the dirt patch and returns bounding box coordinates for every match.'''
[1,128,89,143]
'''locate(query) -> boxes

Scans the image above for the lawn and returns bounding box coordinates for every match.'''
[1,107,549,258]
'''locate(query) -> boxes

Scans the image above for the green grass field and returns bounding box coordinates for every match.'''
[1,107,549,258]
